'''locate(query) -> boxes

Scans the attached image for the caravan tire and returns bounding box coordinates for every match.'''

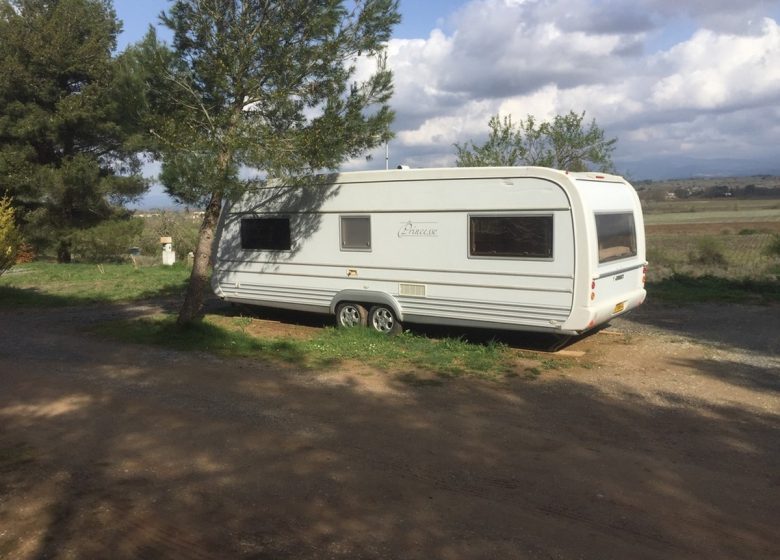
[368,305,402,335]
[336,302,368,328]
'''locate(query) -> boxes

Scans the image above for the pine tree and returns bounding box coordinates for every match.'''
[139,0,400,324]
[0,0,148,261]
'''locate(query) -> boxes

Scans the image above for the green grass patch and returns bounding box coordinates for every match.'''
[100,314,521,380]
[648,274,780,304]
[0,262,190,307]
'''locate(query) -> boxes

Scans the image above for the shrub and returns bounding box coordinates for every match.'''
[688,237,728,267]
[766,234,780,259]
[0,196,23,276]
[14,242,36,264]
[69,218,144,263]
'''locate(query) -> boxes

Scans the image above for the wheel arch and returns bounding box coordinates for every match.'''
[330,290,404,321]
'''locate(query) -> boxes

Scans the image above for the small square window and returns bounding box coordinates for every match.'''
[341,216,371,251]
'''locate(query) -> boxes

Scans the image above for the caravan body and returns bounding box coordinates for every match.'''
[212,167,646,335]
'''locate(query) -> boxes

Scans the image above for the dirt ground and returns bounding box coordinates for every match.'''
[0,299,778,560]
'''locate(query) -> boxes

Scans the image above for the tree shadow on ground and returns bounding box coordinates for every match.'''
[1,307,778,559]
[667,357,780,394]
[616,300,780,356]
[0,280,189,309]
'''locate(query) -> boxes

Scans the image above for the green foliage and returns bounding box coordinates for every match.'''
[455,111,616,172]
[0,195,22,275]
[132,0,401,322]
[69,218,144,262]
[0,0,149,259]
[136,212,201,257]
[138,0,401,203]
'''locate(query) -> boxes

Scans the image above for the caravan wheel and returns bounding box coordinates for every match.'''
[335,302,368,328]
[368,305,402,335]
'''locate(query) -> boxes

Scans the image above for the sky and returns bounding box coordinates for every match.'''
[113,0,780,207]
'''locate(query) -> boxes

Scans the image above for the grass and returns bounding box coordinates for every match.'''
[1,261,576,381]
[0,262,190,307]
[98,314,522,380]
[648,274,780,304]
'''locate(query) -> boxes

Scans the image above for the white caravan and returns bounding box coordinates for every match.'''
[212,167,646,335]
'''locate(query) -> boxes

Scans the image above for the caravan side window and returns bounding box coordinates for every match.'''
[469,215,553,259]
[340,216,371,251]
[240,217,292,250]
[595,213,637,263]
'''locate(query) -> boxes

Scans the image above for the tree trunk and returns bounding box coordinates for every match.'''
[176,190,223,325]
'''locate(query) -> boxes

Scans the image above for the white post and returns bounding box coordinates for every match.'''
[160,236,176,266]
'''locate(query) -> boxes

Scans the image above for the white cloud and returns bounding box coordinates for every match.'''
[365,0,780,178]
[650,19,780,110]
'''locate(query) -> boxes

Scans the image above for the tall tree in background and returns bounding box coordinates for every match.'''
[0,0,148,261]
[455,111,617,172]
[143,0,400,324]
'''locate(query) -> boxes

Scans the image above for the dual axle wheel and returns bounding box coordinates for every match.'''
[335,302,401,335]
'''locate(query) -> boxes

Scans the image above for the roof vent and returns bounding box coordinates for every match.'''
[396,164,411,170]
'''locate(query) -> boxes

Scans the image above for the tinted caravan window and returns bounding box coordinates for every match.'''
[595,213,637,263]
[469,215,553,259]
[340,216,371,251]
[240,217,291,250]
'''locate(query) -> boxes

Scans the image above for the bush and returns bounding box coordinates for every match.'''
[69,219,144,263]
[767,234,780,258]
[0,196,22,276]
[688,237,728,266]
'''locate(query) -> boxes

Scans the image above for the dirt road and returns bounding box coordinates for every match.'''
[1,302,778,559]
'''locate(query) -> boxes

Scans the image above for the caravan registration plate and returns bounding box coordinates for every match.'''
[613,302,625,314]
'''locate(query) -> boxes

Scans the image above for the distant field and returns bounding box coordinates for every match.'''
[644,199,780,282]
[643,198,780,215]
[643,199,780,226]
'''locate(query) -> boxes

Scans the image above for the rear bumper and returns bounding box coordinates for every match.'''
[563,288,646,333]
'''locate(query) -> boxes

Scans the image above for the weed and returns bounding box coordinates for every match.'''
[524,367,542,379]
